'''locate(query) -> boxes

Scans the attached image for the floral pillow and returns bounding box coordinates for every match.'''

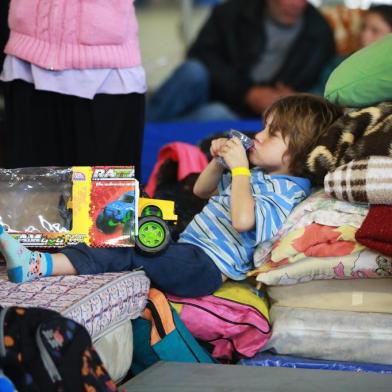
[253,189,368,267]
[249,248,392,286]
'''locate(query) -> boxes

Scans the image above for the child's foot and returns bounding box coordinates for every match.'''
[0,225,53,283]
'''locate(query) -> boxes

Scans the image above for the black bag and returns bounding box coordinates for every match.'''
[154,159,207,240]
[0,306,117,392]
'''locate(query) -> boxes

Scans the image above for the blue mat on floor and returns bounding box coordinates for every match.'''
[141,119,262,185]
[238,352,392,374]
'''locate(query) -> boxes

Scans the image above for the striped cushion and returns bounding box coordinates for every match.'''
[324,156,392,204]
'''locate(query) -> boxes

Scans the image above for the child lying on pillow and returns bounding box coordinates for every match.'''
[0,94,342,297]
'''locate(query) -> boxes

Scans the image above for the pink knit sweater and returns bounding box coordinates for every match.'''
[5,0,142,70]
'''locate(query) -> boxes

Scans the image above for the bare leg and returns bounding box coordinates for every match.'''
[52,253,77,275]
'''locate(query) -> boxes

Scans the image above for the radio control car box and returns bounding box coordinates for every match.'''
[0,166,177,252]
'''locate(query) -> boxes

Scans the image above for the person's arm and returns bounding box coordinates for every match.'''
[193,158,225,199]
[193,137,227,199]
[231,173,255,232]
[219,138,255,232]
[245,83,295,114]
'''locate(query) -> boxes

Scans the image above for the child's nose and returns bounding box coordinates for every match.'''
[255,131,265,142]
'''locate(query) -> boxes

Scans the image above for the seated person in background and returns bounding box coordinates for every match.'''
[310,4,392,96]
[359,4,392,47]
[0,94,342,298]
[146,0,335,122]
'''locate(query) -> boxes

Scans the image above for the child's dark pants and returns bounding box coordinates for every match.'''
[60,242,222,297]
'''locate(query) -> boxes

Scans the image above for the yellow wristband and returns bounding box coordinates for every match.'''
[231,167,251,177]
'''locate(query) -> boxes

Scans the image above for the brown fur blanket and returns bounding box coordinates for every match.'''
[305,101,392,185]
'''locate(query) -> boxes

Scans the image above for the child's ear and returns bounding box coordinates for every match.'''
[282,151,291,163]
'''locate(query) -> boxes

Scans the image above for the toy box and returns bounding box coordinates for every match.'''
[0,166,177,252]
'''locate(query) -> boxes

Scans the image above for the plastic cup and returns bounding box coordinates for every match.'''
[216,130,254,168]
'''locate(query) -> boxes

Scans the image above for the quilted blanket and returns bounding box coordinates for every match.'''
[0,266,150,340]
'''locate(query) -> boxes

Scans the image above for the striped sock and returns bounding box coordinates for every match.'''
[0,225,53,283]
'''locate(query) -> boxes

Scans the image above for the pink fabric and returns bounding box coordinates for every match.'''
[5,0,141,70]
[168,294,271,360]
[145,142,208,197]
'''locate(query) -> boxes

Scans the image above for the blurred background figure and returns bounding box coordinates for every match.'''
[359,4,392,46]
[146,0,335,122]
[310,4,392,96]
[0,0,146,178]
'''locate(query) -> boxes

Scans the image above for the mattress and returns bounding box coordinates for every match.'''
[267,278,392,314]
[264,305,392,365]
[0,264,150,340]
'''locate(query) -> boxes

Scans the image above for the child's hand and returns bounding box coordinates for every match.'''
[219,137,249,169]
[210,138,229,159]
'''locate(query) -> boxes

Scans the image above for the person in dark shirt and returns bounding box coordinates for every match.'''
[147,0,335,122]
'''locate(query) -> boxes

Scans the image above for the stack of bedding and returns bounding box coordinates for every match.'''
[0,265,150,382]
[247,154,392,367]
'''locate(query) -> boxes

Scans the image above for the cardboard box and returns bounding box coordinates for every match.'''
[0,166,138,248]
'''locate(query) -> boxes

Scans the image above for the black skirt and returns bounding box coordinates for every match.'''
[2,79,145,178]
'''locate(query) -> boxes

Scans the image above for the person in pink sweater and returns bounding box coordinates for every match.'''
[1,0,146,177]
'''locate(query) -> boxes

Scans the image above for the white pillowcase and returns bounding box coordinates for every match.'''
[264,305,392,365]
[267,278,392,314]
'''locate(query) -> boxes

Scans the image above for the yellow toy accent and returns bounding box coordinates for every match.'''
[138,198,177,222]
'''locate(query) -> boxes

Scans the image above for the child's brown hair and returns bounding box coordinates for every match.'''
[263,94,343,177]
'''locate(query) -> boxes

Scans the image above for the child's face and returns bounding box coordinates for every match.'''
[248,115,291,175]
[360,12,392,48]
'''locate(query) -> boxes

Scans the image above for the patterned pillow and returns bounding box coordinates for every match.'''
[249,248,392,286]
[253,189,368,267]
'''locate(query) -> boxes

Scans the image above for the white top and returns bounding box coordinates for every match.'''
[0,55,147,100]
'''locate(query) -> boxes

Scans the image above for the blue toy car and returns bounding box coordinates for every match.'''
[96,191,136,235]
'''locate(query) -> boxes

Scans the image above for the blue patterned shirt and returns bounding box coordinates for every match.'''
[178,169,311,280]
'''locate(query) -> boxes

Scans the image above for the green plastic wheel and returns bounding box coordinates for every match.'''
[136,216,171,254]
[141,205,163,218]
